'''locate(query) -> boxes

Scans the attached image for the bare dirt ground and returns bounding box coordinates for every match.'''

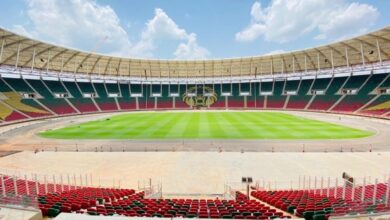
[0,110,388,152]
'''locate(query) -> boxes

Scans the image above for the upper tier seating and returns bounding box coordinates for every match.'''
[0,78,51,118]
[267,81,286,109]
[117,83,137,110]
[332,74,386,112]
[93,83,118,111]
[156,85,173,109]
[228,84,245,108]
[286,79,313,109]
[0,73,389,124]
[308,77,347,111]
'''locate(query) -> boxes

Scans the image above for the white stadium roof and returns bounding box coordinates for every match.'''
[0,26,389,78]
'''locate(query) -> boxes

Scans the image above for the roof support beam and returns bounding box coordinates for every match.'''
[76,54,92,73]
[360,43,365,66]
[46,51,51,73]
[340,42,369,64]
[330,50,334,72]
[304,55,307,74]
[0,39,5,64]
[355,37,390,59]
[63,52,81,71]
[376,39,382,65]
[15,43,21,69]
[345,47,350,69]
[31,48,36,72]
[317,53,320,72]
[117,59,122,76]
[60,54,64,74]
[39,48,68,71]
[103,57,113,76]
[2,39,30,50]
[292,56,295,74]
[89,56,102,75]
[4,42,42,65]
[21,45,54,67]
[302,51,317,71]
[291,54,302,72]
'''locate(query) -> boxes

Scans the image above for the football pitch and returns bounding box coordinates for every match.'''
[40,112,373,140]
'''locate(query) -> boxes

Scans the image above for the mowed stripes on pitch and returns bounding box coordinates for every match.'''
[40,112,374,140]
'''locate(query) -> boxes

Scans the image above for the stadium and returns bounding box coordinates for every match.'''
[0,1,390,219]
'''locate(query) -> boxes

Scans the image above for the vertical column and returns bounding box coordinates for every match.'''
[345,47,350,69]
[361,177,366,202]
[44,175,48,194]
[25,174,29,196]
[35,174,39,195]
[327,177,330,197]
[373,178,378,205]
[73,174,77,189]
[360,43,365,66]
[53,175,56,193]
[79,174,83,187]
[13,175,18,196]
[1,175,6,197]
[385,177,390,207]
[0,39,5,64]
[15,43,21,69]
[60,174,64,192]
[67,174,70,191]
[376,39,382,65]
[298,176,301,189]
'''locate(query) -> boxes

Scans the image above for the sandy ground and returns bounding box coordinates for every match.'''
[0,151,389,195]
[0,110,389,152]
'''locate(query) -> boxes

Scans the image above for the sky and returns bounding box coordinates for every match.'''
[0,0,389,60]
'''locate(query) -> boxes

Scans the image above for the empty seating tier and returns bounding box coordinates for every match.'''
[0,73,389,124]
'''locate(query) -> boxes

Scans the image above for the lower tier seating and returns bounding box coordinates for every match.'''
[251,183,390,220]
[1,175,290,219]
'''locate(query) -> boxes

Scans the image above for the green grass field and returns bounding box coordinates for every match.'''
[39,112,374,140]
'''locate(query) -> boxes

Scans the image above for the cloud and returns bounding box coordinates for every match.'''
[236,0,379,43]
[11,24,34,38]
[14,1,209,59]
[263,49,286,56]
[22,0,132,56]
[131,8,209,59]
[174,33,210,59]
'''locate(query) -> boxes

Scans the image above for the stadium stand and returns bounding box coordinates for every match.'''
[2,174,389,219]
[251,183,390,219]
[0,73,390,124]
[1,175,293,219]
[307,77,347,111]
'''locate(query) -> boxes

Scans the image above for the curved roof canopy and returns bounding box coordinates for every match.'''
[0,27,389,78]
